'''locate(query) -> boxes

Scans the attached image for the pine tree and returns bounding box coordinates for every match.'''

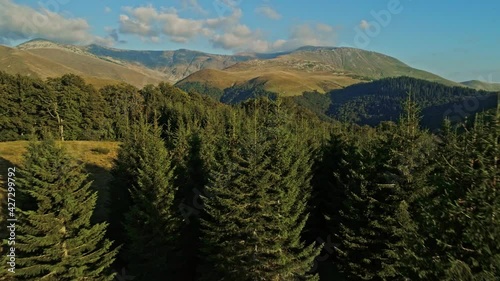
[122,122,182,280]
[307,124,378,279]
[429,105,500,280]
[200,98,320,280]
[15,139,118,280]
[322,95,436,280]
[323,128,386,281]
[175,132,211,281]
[107,125,142,255]
[376,94,437,279]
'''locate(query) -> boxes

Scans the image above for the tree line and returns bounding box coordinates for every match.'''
[0,72,499,280]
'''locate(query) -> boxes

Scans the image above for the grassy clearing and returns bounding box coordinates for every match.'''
[0,140,119,169]
[0,141,121,225]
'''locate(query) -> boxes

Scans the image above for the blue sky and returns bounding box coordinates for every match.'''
[0,0,499,82]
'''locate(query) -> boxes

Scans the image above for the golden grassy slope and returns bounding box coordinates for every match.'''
[0,141,119,170]
[0,45,167,88]
[177,65,364,96]
[0,45,74,77]
[177,47,462,95]
[0,141,120,224]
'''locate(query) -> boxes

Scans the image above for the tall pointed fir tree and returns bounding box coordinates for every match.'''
[321,126,386,281]
[107,115,165,270]
[107,123,142,260]
[122,122,182,280]
[306,123,375,280]
[174,132,211,281]
[428,103,500,280]
[321,94,436,280]
[15,139,118,280]
[415,117,461,280]
[375,94,437,279]
[200,98,320,280]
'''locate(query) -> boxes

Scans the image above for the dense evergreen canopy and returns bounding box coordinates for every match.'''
[0,72,498,280]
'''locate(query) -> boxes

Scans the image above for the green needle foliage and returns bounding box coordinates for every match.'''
[200,98,320,281]
[428,105,500,280]
[122,122,182,280]
[107,124,142,252]
[376,95,437,280]
[321,94,436,281]
[323,128,389,281]
[15,139,118,281]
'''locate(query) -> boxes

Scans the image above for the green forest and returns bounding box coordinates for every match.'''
[294,77,498,130]
[0,71,499,280]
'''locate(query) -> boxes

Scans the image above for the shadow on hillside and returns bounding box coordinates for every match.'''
[423,93,498,130]
[83,163,113,225]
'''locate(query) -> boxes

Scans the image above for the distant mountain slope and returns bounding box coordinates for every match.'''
[84,44,251,83]
[10,39,169,88]
[3,39,465,92]
[78,42,461,94]
[178,47,460,96]
[17,38,97,56]
[0,44,73,77]
[292,76,498,130]
[176,67,364,97]
[461,80,500,91]
[281,47,458,85]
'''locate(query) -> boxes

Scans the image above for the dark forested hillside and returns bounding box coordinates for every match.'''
[178,76,498,130]
[177,81,279,104]
[289,76,498,130]
[327,77,498,128]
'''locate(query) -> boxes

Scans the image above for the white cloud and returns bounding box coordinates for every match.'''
[211,29,266,52]
[180,0,208,15]
[205,8,242,28]
[0,0,110,45]
[159,14,207,40]
[118,5,245,45]
[104,6,112,13]
[269,23,337,52]
[150,36,160,43]
[116,4,337,53]
[119,14,158,37]
[359,19,371,30]
[316,23,334,33]
[209,19,337,53]
[255,5,281,20]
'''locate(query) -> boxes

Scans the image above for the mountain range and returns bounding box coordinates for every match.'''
[2,38,498,95]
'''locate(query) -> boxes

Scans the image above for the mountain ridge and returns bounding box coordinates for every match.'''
[176,47,460,95]
[1,38,474,92]
[460,80,500,91]
[3,42,168,88]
